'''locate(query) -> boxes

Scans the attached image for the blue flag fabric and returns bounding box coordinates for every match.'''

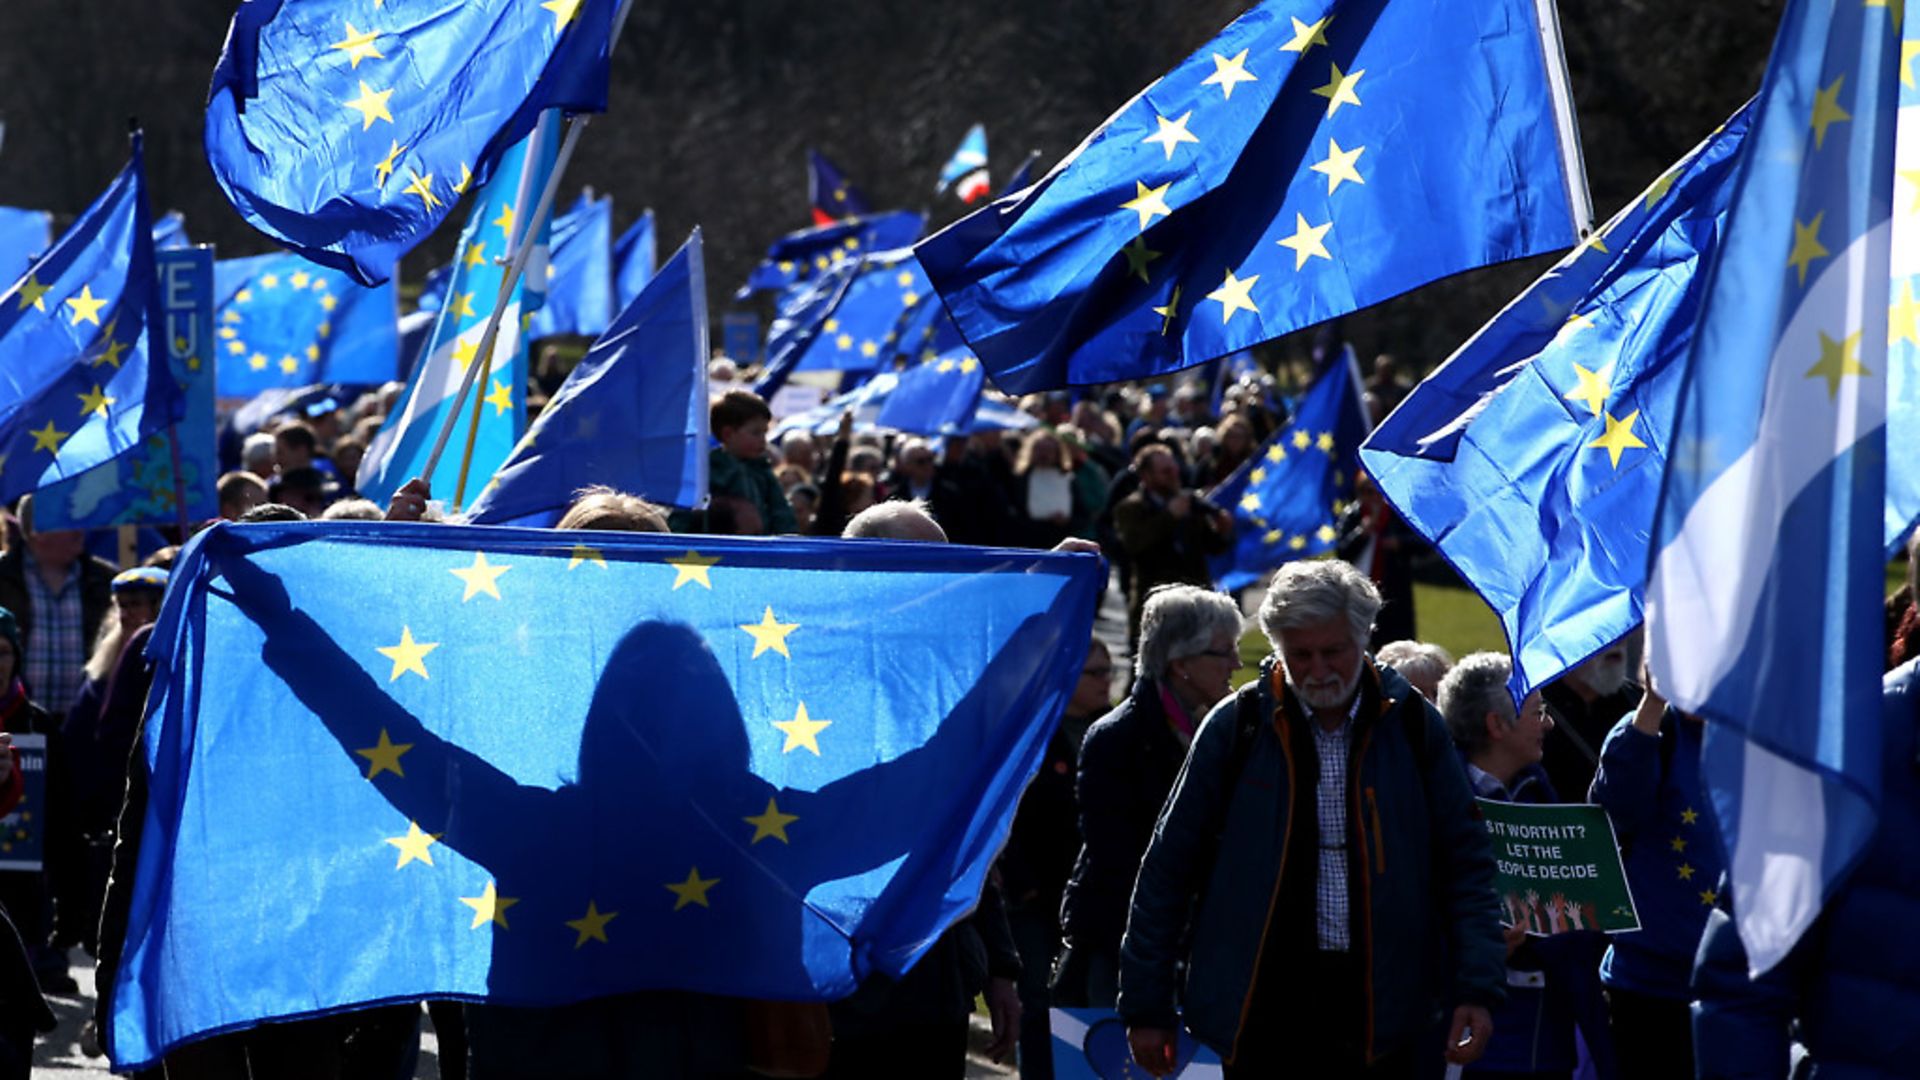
[204,0,613,285]
[0,207,52,283]
[916,0,1589,394]
[1000,152,1041,198]
[1209,351,1367,593]
[467,231,708,525]
[937,124,990,202]
[35,248,221,530]
[792,252,935,375]
[1645,0,1898,976]
[357,119,556,508]
[738,211,926,300]
[752,260,862,400]
[109,521,1103,1068]
[873,348,986,436]
[529,190,614,340]
[1359,107,1751,702]
[808,149,871,225]
[151,212,190,252]
[774,361,1037,440]
[213,253,401,395]
[0,136,183,505]
[613,209,657,308]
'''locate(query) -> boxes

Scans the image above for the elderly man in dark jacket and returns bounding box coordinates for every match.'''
[1120,560,1506,1078]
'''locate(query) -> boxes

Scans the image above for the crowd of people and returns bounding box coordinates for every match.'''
[0,348,1911,1080]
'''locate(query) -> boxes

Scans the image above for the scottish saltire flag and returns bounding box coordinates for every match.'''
[528,190,613,340]
[1359,107,1750,701]
[937,124,991,203]
[1209,351,1366,592]
[737,211,925,299]
[36,247,221,530]
[1645,0,1899,975]
[752,259,862,399]
[109,520,1102,1068]
[204,0,612,285]
[357,120,557,508]
[213,253,400,396]
[0,136,182,505]
[809,148,871,226]
[917,0,1591,394]
[467,232,708,525]
[1050,1010,1222,1080]
[614,209,657,308]
[151,212,189,252]
[873,348,986,436]
[0,207,52,282]
[791,251,934,375]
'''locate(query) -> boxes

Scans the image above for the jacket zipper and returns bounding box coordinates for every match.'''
[1228,675,1295,1067]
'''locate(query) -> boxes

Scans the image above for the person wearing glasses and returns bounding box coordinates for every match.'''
[1056,585,1244,1009]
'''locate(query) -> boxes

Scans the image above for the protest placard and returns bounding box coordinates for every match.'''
[1477,799,1638,934]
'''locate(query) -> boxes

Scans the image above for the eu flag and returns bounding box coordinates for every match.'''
[916,0,1591,394]
[873,348,987,436]
[357,119,556,508]
[0,135,182,505]
[751,259,862,400]
[613,209,657,308]
[790,251,935,375]
[214,252,400,396]
[1209,351,1367,592]
[466,231,708,525]
[204,0,613,285]
[737,211,926,300]
[1359,106,1750,701]
[1646,0,1898,974]
[529,190,614,341]
[809,148,871,226]
[109,520,1103,1068]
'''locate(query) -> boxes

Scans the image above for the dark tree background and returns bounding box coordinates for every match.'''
[0,1,1777,377]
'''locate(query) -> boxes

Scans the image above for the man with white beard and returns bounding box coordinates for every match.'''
[1540,631,1643,803]
[1118,560,1506,1078]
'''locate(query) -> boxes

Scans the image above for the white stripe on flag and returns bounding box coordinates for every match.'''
[1731,735,1827,973]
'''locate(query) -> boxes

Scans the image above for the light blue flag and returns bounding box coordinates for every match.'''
[204,0,612,285]
[35,247,220,530]
[529,190,613,340]
[916,0,1591,394]
[110,521,1101,1068]
[466,231,708,525]
[151,212,189,252]
[614,209,657,307]
[213,253,400,395]
[1210,350,1367,593]
[357,118,557,509]
[0,134,183,505]
[1359,107,1750,701]
[937,124,990,203]
[1645,0,1899,975]
[0,207,52,283]
[873,348,986,436]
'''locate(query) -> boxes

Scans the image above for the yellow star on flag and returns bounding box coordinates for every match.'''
[1206,269,1260,324]
[1309,139,1365,195]
[1289,535,1308,551]
[372,141,405,186]
[1121,237,1161,283]
[568,544,607,570]
[15,275,48,313]
[1670,836,1688,853]
[773,702,832,755]
[1804,329,1869,400]
[460,881,519,929]
[451,292,479,320]
[1678,862,1696,881]
[541,0,582,30]
[1152,286,1181,335]
[452,337,480,371]
[376,626,438,681]
[740,607,799,659]
[1200,49,1258,100]
[247,353,267,370]
[1120,181,1174,231]
[403,170,442,210]
[484,379,513,417]
[1699,889,1719,906]
[453,162,474,196]
[1562,361,1614,418]
[354,729,413,779]
[1889,281,1920,347]
[449,552,510,601]
[744,797,800,844]
[329,22,385,68]
[1316,524,1338,543]
[1292,430,1312,450]
[566,901,618,947]
[464,242,488,270]
[860,340,879,359]
[291,271,311,290]
[1249,466,1268,484]
[279,355,299,375]
[1903,38,1920,90]
[667,550,719,589]
[1239,493,1262,512]
[1810,74,1851,150]
[93,337,129,369]
[666,868,719,911]
[1263,529,1283,545]
[491,203,516,241]
[1312,62,1365,116]
[1141,112,1200,161]
[76,386,115,418]
[1681,807,1700,825]
[1277,214,1333,270]
[1787,213,1829,286]
[28,421,67,455]
[1868,0,1907,32]
[64,285,107,326]
[1281,14,1332,52]
[835,333,854,351]
[1266,444,1287,463]
[1642,169,1679,211]
[1587,410,1648,469]
[1315,432,1335,453]
[385,822,442,868]
[344,80,395,131]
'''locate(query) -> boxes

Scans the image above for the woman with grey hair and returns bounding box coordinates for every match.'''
[1057,584,1242,1008]
[1375,639,1454,703]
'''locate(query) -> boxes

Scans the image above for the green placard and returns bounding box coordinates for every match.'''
[1476,799,1639,934]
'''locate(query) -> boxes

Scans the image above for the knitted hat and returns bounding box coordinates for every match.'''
[112,566,169,593]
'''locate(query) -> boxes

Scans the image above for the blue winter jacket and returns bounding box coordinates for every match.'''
[1587,705,1723,999]
[1693,659,1920,1079]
